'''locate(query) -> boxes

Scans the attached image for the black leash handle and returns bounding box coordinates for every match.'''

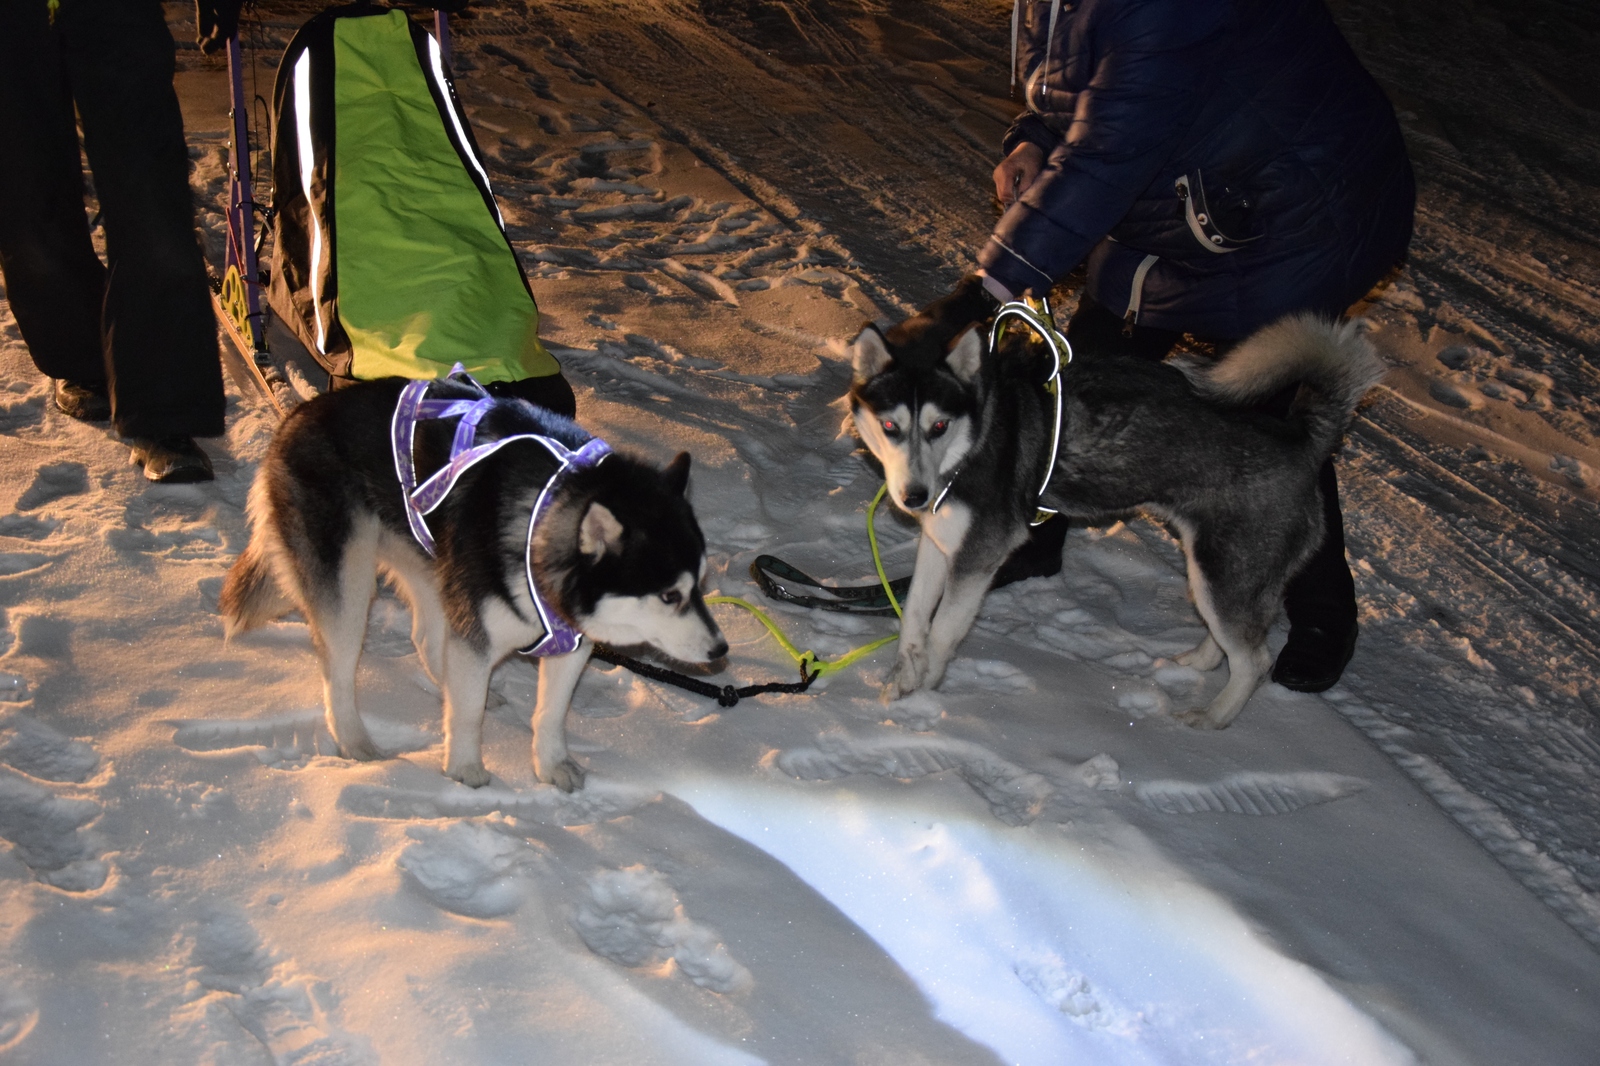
[750,554,909,615]
[590,644,817,707]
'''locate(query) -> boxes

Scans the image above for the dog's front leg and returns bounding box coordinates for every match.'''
[921,568,1000,690]
[441,635,496,787]
[885,530,949,702]
[532,642,594,792]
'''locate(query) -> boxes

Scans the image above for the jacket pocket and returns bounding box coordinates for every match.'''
[1174,170,1263,254]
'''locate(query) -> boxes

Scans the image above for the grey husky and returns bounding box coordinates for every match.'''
[848,311,1383,727]
[221,377,726,791]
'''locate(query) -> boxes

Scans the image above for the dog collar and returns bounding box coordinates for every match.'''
[930,297,1070,526]
[391,367,612,657]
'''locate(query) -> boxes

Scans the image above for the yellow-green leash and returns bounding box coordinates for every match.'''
[593,483,903,703]
[704,482,901,680]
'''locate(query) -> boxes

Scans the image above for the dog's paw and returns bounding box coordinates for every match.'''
[1174,707,1228,730]
[544,759,587,793]
[882,655,927,704]
[447,762,493,788]
[339,737,385,761]
[1175,635,1224,672]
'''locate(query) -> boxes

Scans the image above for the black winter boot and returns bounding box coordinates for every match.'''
[992,515,1069,589]
[128,436,214,483]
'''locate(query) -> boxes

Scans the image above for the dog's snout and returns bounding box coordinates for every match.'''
[902,485,929,509]
[709,638,729,660]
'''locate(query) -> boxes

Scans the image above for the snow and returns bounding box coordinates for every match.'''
[1,1,1597,1063]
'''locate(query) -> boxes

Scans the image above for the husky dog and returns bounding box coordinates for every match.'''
[221,377,726,790]
[849,312,1383,728]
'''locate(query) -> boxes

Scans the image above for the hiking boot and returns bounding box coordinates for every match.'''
[991,515,1068,589]
[1271,618,1359,692]
[53,379,111,422]
[128,437,214,483]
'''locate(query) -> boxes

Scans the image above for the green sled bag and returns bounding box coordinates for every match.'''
[268,5,562,390]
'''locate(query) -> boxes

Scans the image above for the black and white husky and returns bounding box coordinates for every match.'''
[221,376,726,790]
[848,311,1383,728]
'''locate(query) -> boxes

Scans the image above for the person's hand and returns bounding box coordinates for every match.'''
[993,142,1046,206]
[195,0,243,54]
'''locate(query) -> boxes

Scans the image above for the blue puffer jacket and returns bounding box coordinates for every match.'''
[977,0,1415,340]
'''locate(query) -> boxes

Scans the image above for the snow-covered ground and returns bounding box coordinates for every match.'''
[1,1,1597,1062]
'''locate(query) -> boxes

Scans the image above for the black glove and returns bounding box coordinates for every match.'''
[195,0,244,54]
[882,274,999,370]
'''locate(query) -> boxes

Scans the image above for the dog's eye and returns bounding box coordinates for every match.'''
[881,420,900,438]
[660,589,683,606]
[928,420,949,440]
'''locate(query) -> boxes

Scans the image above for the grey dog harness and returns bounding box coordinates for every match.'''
[391,369,611,656]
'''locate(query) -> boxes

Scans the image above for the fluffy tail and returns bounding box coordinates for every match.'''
[1188,314,1385,453]
[219,537,293,638]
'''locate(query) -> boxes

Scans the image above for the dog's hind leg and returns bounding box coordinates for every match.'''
[378,537,447,687]
[885,530,950,701]
[532,643,594,792]
[307,517,384,761]
[1176,633,1224,671]
[1171,520,1273,729]
[308,528,390,758]
[1183,624,1271,729]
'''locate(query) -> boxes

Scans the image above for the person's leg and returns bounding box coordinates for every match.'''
[59,0,224,454]
[1063,292,1185,363]
[1272,457,1359,690]
[0,0,111,417]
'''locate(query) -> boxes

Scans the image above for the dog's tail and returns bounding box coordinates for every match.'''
[219,536,293,638]
[1189,314,1385,453]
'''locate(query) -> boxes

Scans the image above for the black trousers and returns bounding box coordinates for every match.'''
[0,0,224,439]
[1064,294,1358,630]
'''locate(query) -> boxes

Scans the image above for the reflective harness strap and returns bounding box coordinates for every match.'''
[931,297,1071,527]
[390,369,612,657]
[517,435,611,656]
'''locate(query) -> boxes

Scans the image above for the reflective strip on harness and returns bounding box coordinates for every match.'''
[932,298,1072,527]
[518,435,611,655]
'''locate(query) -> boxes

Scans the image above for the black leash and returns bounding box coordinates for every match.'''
[590,644,819,708]
[749,554,908,616]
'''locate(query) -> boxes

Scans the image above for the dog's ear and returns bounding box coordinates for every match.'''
[946,325,984,382]
[664,451,691,496]
[579,502,625,559]
[850,325,894,383]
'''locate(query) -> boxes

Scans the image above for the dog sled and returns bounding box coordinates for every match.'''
[210,3,565,415]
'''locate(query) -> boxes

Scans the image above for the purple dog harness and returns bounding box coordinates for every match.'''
[391,369,612,656]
